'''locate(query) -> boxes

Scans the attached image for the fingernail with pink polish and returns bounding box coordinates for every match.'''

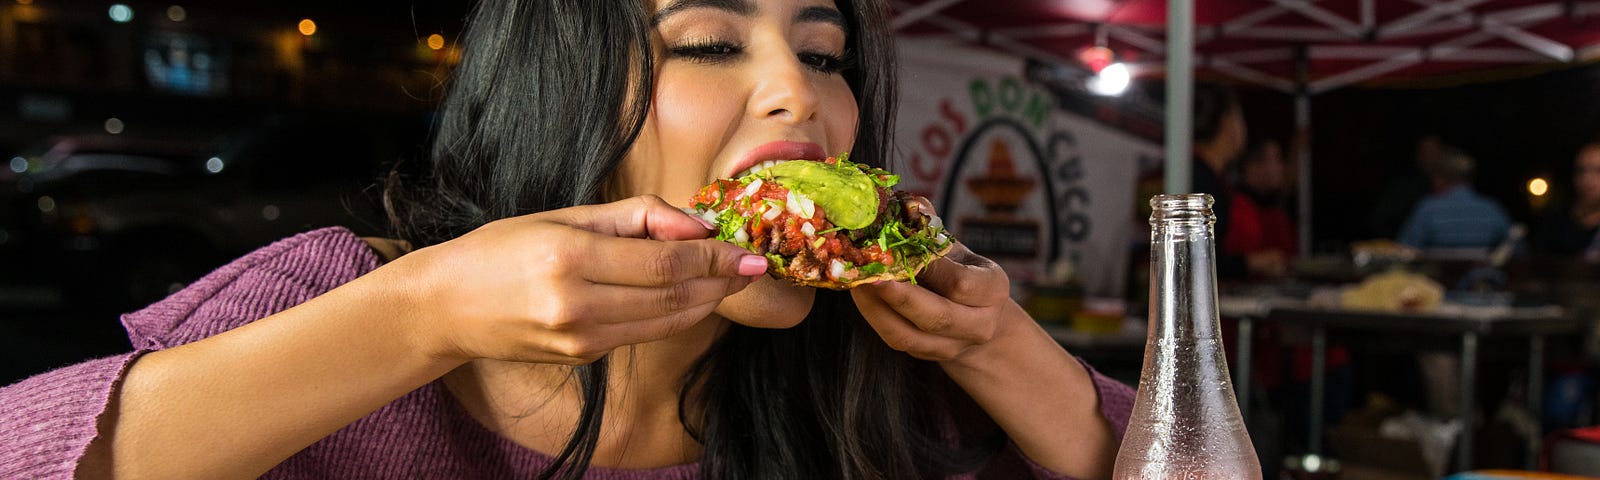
[737,255,767,276]
[692,216,715,230]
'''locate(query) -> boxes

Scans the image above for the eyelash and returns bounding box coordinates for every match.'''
[668,40,854,74]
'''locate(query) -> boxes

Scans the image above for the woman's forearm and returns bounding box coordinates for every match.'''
[941,302,1119,480]
[77,261,462,479]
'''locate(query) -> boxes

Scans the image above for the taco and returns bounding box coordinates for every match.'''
[689,154,953,289]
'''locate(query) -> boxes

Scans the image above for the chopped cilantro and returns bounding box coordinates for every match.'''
[715,208,747,244]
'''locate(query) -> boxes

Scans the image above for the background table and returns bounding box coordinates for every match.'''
[1221,293,1584,472]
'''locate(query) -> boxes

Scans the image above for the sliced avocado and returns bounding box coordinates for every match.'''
[761,160,878,230]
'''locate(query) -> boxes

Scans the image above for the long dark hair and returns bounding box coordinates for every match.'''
[384,0,999,478]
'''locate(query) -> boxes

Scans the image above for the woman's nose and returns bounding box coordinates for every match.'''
[747,49,820,125]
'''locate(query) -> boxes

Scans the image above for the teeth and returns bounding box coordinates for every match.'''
[736,160,788,178]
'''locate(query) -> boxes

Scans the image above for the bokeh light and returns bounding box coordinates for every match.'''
[298,18,317,36]
[166,5,186,22]
[427,34,445,50]
[1087,62,1131,96]
[108,4,133,23]
[1529,178,1549,196]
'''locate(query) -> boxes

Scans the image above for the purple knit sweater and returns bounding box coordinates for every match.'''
[0,227,1134,479]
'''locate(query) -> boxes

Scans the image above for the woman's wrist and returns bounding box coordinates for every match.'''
[939,301,1049,375]
[362,247,471,370]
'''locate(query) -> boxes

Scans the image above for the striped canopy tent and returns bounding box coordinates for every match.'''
[889,0,1600,260]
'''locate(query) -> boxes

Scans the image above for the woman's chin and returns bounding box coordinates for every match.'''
[715,276,815,328]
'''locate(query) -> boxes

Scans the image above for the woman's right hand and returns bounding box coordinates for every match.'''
[395,195,765,366]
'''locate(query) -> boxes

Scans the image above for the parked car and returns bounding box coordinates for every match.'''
[1,111,430,312]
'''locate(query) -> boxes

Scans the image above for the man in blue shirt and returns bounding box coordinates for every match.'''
[1398,145,1512,252]
[1395,144,1513,424]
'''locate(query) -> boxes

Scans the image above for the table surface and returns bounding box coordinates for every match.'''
[1218,291,1584,336]
[1042,289,1586,349]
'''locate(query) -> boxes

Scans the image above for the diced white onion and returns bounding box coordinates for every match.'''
[762,206,781,220]
[829,259,846,280]
[700,210,718,224]
[929,216,944,230]
[734,228,749,244]
[934,233,948,245]
[737,179,763,199]
[794,193,815,218]
[786,190,802,216]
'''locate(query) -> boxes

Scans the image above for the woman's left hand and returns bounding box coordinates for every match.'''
[851,241,1014,364]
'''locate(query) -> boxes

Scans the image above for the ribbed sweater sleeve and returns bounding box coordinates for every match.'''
[0,352,142,478]
[0,227,377,479]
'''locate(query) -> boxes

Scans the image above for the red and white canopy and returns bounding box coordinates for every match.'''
[891,0,1600,93]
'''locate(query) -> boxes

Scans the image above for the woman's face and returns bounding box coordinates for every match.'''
[621,0,860,328]
[1243,141,1284,193]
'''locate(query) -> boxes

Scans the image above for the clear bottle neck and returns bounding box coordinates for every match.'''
[1150,193,1214,240]
[1148,193,1220,341]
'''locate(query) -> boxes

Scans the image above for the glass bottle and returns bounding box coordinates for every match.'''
[1112,194,1262,479]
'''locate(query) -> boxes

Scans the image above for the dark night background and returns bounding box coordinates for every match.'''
[2,1,1597,474]
[1236,63,1600,250]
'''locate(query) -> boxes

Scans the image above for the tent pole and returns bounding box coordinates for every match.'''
[1166,0,1194,194]
[1295,45,1312,257]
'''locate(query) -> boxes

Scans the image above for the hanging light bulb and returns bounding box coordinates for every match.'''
[1077,45,1115,74]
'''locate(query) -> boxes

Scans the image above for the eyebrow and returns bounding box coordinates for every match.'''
[652,0,754,26]
[652,0,848,32]
[796,6,846,31]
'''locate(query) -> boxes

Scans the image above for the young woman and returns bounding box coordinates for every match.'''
[0,0,1132,478]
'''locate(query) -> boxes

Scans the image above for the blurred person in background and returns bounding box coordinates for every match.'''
[1397,145,1513,253]
[1395,144,1513,422]
[1534,141,1600,260]
[1224,138,1297,269]
[1368,135,1443,240]
[1190,82,1287,280]
[1229,138,1353,454]
[0,0,1133,479]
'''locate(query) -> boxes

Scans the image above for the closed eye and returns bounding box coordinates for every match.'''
[799,50,853,74]
[669,41,745,64]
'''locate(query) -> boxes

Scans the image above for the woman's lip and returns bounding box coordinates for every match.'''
[728,141,826,178]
